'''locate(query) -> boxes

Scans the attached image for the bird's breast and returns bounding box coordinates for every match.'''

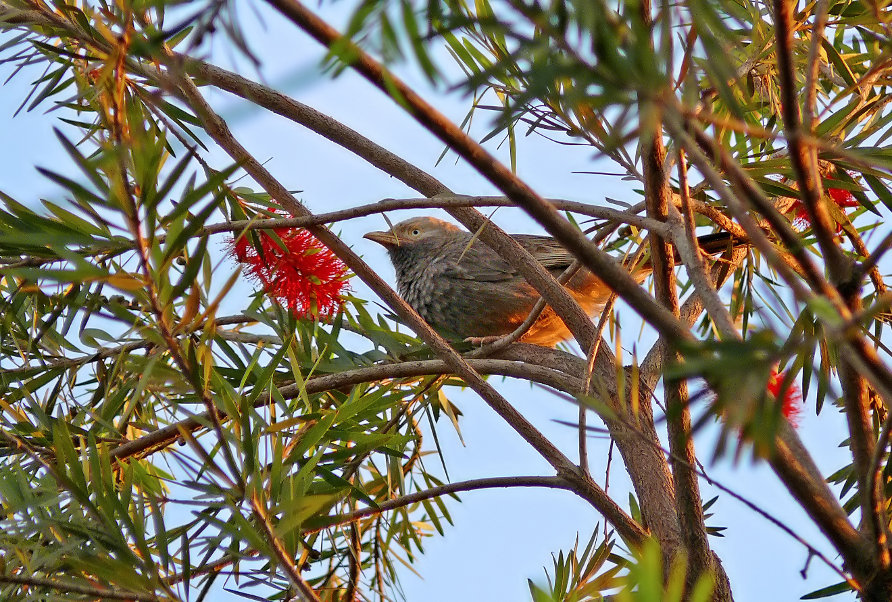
[398,266,451,326]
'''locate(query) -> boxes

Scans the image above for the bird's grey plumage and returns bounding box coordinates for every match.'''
[364,216,639,346]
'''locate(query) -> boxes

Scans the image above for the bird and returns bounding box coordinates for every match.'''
[364,216,734,346]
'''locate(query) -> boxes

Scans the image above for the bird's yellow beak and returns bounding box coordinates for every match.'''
[364,230,401,247]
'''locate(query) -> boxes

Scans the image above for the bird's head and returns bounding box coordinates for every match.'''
[363,217,460,251]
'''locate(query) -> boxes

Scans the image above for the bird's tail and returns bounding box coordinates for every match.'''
[620,231,743,277]
[685,231,740,260]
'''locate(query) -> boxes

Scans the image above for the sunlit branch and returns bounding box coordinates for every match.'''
[856,230,892,288]
[771,421,875,582]
[346,520,361,602]
[803,0,830,132]
[200,196,668,236]
[671,151,738,336]
[639,45,715,583]
[774,0,851,285]
[844,227,888,295]
[108,356,584,462]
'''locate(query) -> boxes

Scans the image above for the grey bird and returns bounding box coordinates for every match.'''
[365,216,732,346]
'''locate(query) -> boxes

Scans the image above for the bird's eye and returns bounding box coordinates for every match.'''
[411,229,420,236]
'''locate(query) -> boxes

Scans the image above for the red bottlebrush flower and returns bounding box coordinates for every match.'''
[767,368,802,428]
[232,225,350,318]
[828,186,858,207]
[792,179,859,230]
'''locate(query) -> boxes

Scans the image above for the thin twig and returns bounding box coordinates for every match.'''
[0,574,166,602]
[868,411,892,550]
[250,493,323,602]
[304,476,569,534]
[803,0,830,133]
[201,196,667,237]
[579,294,618,477]
[671,149,738,336]
[855,230,892,288]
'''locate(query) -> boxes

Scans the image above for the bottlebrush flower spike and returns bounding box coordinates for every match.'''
[767,368,802,428]
[232,224,350,318]
[792,173,860,229]
[828,186,859,208]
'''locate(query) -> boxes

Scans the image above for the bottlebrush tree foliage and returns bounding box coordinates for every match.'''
[1,0,892,601]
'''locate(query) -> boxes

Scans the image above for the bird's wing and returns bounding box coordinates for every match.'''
[435,233,532,282]
[513,235,576,271]
[440,241,518,282]
[440,234,575,281]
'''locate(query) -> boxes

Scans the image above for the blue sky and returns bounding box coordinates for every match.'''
[0,2,865,600]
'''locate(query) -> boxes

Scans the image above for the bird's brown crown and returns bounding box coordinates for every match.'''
[363,216,461,248]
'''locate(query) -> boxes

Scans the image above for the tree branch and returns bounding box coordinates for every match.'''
[774,0,851,284]
[664,117,885,585]
[671,152,740,337]
[305,476,569,533]
[201,196,666,236]
[185,57,446,197]
[770,421,875,581]
[0,575,165,602]
[642,124,713,590]
[109,357,584,461]
[250,493,323,602]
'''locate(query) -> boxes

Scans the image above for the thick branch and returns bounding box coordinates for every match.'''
[770,421,875,580]
[773,0,850,284]
[641,119,713,585]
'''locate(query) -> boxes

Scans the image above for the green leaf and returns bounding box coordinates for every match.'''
[801,581,853,599]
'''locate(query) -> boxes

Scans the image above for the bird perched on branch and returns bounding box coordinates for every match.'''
[365,216,734,346]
